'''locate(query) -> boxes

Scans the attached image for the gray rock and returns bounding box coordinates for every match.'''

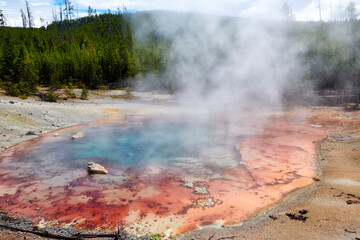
[328,134,358,142]
[88,162,109,174]
[25,131,36,136]
[71,131,84,140]
[195,197,216,207]
[184,182,194,188]
[193,186,209,195]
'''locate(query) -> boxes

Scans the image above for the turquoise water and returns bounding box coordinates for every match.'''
[30,121,235,168]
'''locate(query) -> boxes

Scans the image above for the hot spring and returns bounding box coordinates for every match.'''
[68,120,237,168]
[0,111,327,236]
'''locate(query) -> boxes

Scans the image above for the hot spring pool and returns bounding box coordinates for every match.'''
[56,120,237,167]
[0,113,325,236]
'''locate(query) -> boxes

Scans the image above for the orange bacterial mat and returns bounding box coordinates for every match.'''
[0,109,356,236]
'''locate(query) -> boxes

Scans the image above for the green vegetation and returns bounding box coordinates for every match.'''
[0,11,168,97]
[19,94,28,100]
[80,86,88,100]
[110,94,134,99]
[147,233,162,239]
[64,86,76,98]
[47,91,57,102]
[0,6,359,104]
[5,84,21,97]
[110,87,134,99]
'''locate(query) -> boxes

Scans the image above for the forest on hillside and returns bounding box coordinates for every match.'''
[0,3,359,105]
[0,10,170,98]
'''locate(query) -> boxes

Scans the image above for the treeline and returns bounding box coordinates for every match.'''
[271,20,358,103]
[0,11,169,97]
[299,22,359,91]
[0,8,360,103]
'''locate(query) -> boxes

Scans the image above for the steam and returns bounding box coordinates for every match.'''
[117,12,352,169]
[135,13,305,114]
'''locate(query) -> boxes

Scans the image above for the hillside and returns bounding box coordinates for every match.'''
[0,11,359,105]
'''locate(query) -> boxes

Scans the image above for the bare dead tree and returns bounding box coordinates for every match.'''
[63,0,74,43]
[347,1,360,107]
[121,0,127,42]
[338,0,342,21]
[25,0,34,44]
[318,0,322,21]
[330,0,333,21]
[60,5,64,43]
[52,7,58,22]
[40,17,45,27]
[307,5,309,22]
[20,9,27,28]
[50,7,58,46]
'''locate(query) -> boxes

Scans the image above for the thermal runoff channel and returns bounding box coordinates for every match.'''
[0,109,336,236]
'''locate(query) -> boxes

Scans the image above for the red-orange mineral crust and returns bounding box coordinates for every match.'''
[0,109,353,236]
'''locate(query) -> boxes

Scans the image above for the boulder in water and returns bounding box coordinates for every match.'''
[88,162,109,174]
[71,131,84,140]
[183,182,194,188]
[193,186,208,195]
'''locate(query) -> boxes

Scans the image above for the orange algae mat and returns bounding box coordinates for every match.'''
[0,108,356,236]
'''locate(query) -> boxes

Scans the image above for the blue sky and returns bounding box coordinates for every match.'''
[1,0,359,27]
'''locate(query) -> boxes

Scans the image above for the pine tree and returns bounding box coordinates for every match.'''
[0,32,17,82]
[64,0,74,43]
[25,0,34,45]
[0,9,6,26]
[281,2,295,21]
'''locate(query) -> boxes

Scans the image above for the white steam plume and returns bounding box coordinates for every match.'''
[136,13,305,114]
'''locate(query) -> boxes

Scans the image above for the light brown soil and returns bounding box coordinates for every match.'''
[0,227,42,240]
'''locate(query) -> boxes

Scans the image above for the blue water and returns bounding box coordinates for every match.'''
[38,121,234,167]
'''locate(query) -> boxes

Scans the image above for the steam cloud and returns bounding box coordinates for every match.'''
[119,11,353,168]
[135,13,306,114]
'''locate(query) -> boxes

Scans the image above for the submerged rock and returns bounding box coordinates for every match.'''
[88,162,109,174]
[310,124,323,128]
[193,186,209,195]
[195,197,216,208]
[181,180,209,194]
[183,182,194,188]
[71,131,84,140]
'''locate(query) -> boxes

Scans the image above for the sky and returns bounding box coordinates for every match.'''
[1,0,359,27]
